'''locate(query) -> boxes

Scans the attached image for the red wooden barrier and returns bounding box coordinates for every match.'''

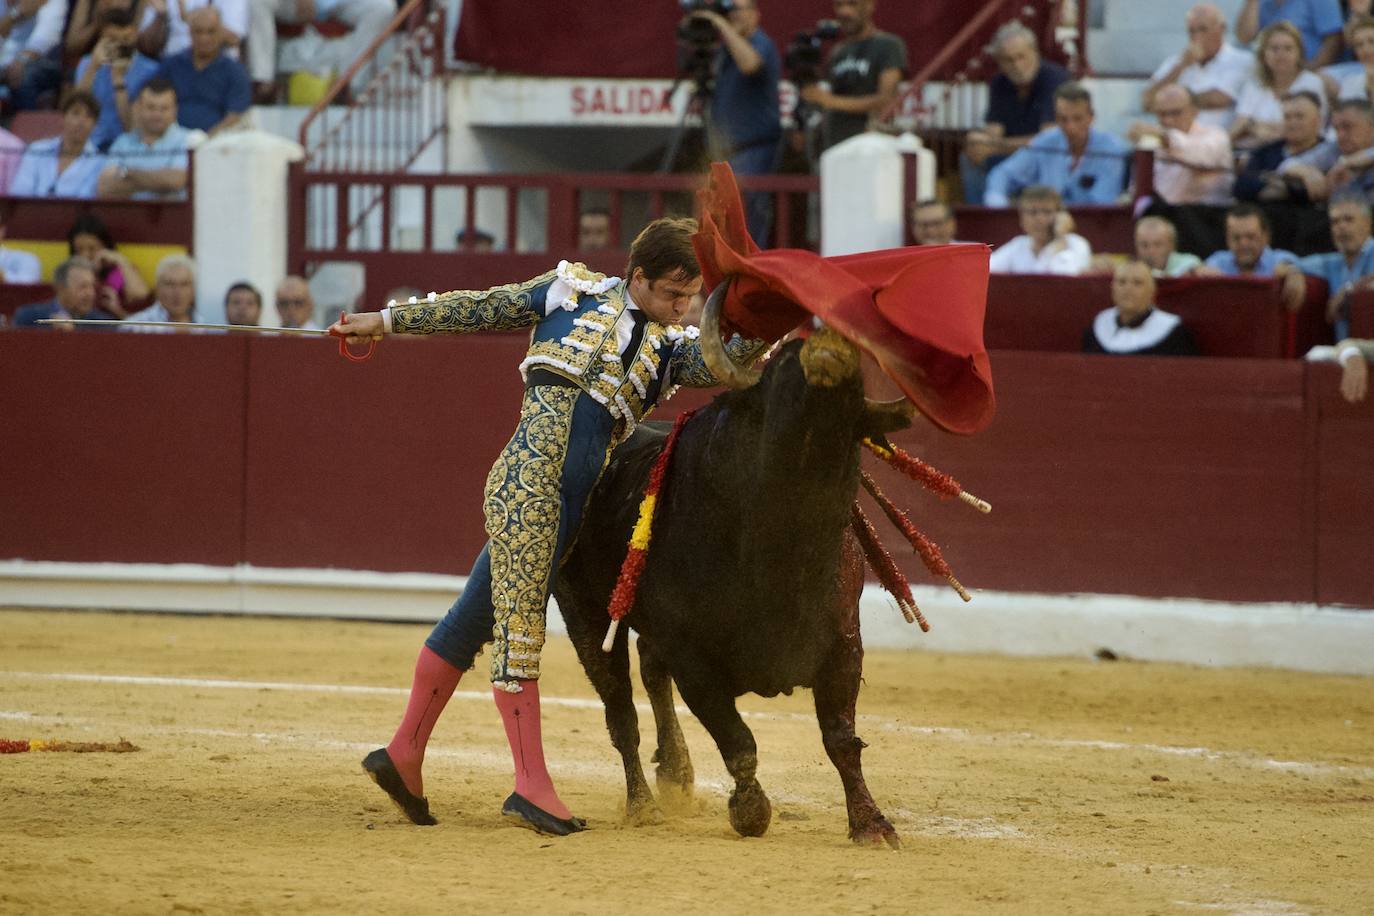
[1348,290,1374,340]
[0,283,53,320]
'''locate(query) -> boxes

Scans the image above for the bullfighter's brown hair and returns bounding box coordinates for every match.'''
[625,217,701,283]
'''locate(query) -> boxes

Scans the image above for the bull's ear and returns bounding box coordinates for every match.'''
[857,399,918,441]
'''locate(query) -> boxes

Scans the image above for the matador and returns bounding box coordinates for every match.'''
[334,218,766,835]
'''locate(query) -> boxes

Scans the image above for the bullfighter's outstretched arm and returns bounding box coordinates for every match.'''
[668,335,769,388]
[386,269,559,335]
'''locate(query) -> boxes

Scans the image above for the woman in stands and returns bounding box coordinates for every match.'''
[1338,15,1374,102]
[66,213,149,318]
[1232,21,1331,150]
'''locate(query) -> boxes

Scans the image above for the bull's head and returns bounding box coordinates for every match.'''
[700,280,918,448]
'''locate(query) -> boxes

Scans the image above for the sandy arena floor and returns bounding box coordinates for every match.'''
[1,607,1371,915]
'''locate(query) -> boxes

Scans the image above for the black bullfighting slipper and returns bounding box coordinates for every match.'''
[501,792,587,836]
[361,748,438,826]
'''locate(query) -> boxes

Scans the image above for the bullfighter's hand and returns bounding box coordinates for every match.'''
[330,310,383,343]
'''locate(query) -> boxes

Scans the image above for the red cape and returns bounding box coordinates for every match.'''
[692,163,996,435]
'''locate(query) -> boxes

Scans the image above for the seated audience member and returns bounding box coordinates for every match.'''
[1129,84,1235,205]
[960,22,1068,205]
[0,209,40,283]
[985,82,1129,207]
[97,79,202,200]
[9,91,105,198]
[67,213,149,316]
[910,198,958,246]
[1202,204,1298,275]
[1083,259,1201,356]
[578,208,613,251]
[127,253,197,329]
[275,274,318,329]
[989,185,1092,275]
[457,228,494,252]
[74,8,160,151]
[0,0,66,111]
[1236,0,1344,68]
[1136,216,1203,276]
[1281,192,1374,337]
[1337,15,1374,100]
[1233,91,1338,203]
[154,7,250,134]
[246,0,392,102]
[224,280,262,326]
[1306,98,1374,200]
[1143,4,1253,131]
[1230,21,1329,149]
[66,0,137,61]
[138,0,247,60]
[12,257,108,326]
[0,121,20,192]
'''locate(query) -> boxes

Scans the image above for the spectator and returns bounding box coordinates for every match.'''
[801,0,907,153]
[988,185,1092,275]
[246,0,392,103]
[960,21,1068,205]
[275,274,318,329]
[67,212,149,316]
[1083,259,1200,356]
[910,198,957,246]
[65,0,135,61]
[1230,21,1329,149]
[9,90,105,198]
[1330,338,1372,402]
[0,209,40,283]
[1136,215,1204,276]
[1202,204,1299,275]
[1143,4,1253,131]
[1281,192,1374,338]
[1236,0,1344,68]
[97,78,202,200]
[456,228,494,253]
[1233,91,1338,203]
[74,7,158,151]
[138,0,246,60]
[984,82,1129,207]
[1313,98,1374,200]
[1129,84,1235,205]
[12,257,108,326]
[0,0,66,111]
[1336,14,1374,100]
[153,7,249,134]
[224,280,262,326]
[693,0,780,245]
[577,208,613,251]
[0,120,20,192]
[126,253,197,329]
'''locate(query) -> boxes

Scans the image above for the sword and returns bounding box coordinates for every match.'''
[36,317,377,362]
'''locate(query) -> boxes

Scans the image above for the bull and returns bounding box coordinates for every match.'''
[552,283,921,848]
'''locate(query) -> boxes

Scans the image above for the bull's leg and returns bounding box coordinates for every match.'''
[814,536,900,849]
[671,666,771,838]
[636,635,694,806]
[561,605,662,824]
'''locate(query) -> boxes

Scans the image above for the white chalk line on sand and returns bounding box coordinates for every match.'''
[3,669,1371,781]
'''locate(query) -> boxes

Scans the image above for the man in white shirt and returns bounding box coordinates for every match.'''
[138,0,247,59]
[1142,3,1253,131]
[0,209,40,283]
[1129,84,1235,205]
[126,253,199,330]
[988,184,1092,275]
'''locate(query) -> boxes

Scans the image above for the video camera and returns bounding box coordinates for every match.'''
[675,0,736,87]
[783,19,840,86]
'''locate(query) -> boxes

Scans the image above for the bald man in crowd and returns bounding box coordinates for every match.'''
[1129,84,1234,204]
[275,275,319,329]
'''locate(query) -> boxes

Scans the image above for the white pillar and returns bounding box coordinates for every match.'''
[193,130,305,326]
[819,131,935,258]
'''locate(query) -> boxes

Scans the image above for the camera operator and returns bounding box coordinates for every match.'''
[799,0,907,153]
[689,0,782,245]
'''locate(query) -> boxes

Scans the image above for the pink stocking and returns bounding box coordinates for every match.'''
[493,680,572,819]
[385,646,462,797]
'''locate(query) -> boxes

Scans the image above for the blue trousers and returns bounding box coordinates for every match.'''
[425,387,616,678]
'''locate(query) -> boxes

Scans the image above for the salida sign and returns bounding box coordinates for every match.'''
[570,84,676,118]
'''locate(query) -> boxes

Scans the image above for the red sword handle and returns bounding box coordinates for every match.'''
[329,313,377,362]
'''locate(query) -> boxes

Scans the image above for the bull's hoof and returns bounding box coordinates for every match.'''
[727,781,772,837]
[626,794,666,826]
[851,818,902,850]
[655,763,695,811]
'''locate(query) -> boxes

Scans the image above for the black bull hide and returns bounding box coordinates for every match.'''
[552,331,915,847]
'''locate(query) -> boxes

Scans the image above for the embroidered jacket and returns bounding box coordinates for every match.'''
[387,261,764,442]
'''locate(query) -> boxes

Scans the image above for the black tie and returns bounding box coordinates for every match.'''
[621,310,649,372]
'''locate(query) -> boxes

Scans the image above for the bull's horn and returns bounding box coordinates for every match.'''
[701,278,762,390]
[864,396,918,418]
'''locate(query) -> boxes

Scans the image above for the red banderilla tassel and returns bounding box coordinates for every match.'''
[850,503,929,631]
[861,438,992,514]
[861,472,971,603]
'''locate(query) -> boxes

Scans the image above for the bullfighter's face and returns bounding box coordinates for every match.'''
[629,268,703,325]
